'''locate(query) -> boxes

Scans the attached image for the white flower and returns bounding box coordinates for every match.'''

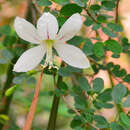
[13,12,90,72]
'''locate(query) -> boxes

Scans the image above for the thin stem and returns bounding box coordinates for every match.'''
[23,70,44,130]
[115,0,120,23]
[47,63,64,130]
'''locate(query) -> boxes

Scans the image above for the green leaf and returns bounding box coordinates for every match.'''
[60,4,82,16]
[73,0,87,7]
[58,67,70,76]
[90,4,101,11]
[112,84,127,104]
[82,38,94,56]
[2,49,14,61]
[110,122,124,130]
[0,25,11,35]
[36,0,52,6]
[122,96,130,108]
[107,23,123,32]
[85,113,93,123]
[59,81,68,91]
[71,116,82,128]
[67,36,84,46]
[94,101,114,109]
[84,16,94,26]
[13,76,26,84]
[102,1,116,9]
[78,77,91,92]
[123,74,130,83]
[94,42,104,57]
[5,85,18,97]
[97,15,107,23]
[93,115,109,128]
[102,27,116,37]
[120,112,130,127]
[93,78,104,93]
[92,24,101,30]
[57,16,67,27]
[97,88,112,102]
[105,40,122,54]
[0,58,8,64]
[53,0,70,5]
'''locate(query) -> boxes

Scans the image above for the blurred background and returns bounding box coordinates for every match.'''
[0,0,130,129]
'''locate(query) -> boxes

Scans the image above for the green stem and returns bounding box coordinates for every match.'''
[47,75,62,130]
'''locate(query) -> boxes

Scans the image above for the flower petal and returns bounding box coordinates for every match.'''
[57,13,82,41]
[13,45,46,72]
[14,17,41,44]
[37,12,58,40]
[54,43,90,68]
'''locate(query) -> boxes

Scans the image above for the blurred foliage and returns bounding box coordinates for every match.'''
[0,0,130,130]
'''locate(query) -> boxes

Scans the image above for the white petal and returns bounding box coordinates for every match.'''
[13,45,46,72]
[54,43,90,68]
[57,13,82,42]
[37,12,58,40]
[14,17,41,44]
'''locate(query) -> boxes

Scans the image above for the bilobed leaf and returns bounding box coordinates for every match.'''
[112,84,127,104]
[60,4,82,16]
[78,77,91,92]
[93,78,104,93]
[97,15,107,23]
[102,27,116,37]
[94,42,104,57]
[123,74,130,83]
[97,88,112,102]
[82,38,94,56]
[90,4,101,11]
[122,96,130,107]
[93,115,109,128]
[36,0,52,6]
[107,23,123,32]
[105,40,122,54]
[102,1,116,9]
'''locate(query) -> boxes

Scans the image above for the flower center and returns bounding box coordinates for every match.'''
[43,40,54,67]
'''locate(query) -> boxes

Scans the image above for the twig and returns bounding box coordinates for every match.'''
[62,95,80,116]
[23,69,44,130]
[115,0,120,23]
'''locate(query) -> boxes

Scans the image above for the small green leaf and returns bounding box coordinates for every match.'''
[60,4,82,16]
[5,85,18,97]
[78,77,91,92]
[53,0,70,5]
[105,40,122,54]
[84,16,94,26]
[122,96,130,108]
[13,76,26,84]
[93,78,104,93]
[102,1,116,9]
[94,42,104,57]
[0,25,11,35]
[36,0,52,6]
[90,4,101,11]
[110,122,124,130]
[123,74,130,83]
[93,115,109,128]
[92,24,101,30]
[82,38,94,56]
[97,15,107,23]
[120,112,130,127]
[112,84,127,104]
[73,0,87,7]
[97,88,112,102]
[102,27,116,37]
[107,23,123,32]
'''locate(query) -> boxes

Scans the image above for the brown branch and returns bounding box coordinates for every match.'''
[23,70,44,130]
[115,0,120,23]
